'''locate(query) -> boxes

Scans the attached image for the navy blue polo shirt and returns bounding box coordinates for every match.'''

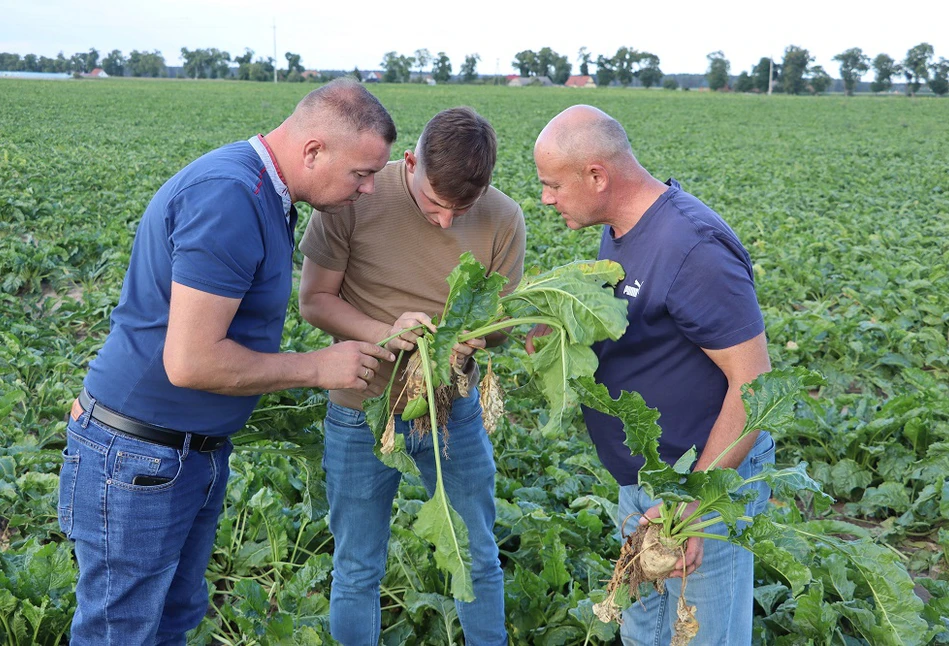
[84,140,298,436]
[582,179,764,486]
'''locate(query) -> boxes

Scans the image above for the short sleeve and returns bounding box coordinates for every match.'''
[666,236,764,350]
[169,181,264,298]
[494,204,527,297]
[299,207,355,271]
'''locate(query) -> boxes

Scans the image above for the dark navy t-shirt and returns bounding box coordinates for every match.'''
[582,179,764,485]
[85,141,297,436]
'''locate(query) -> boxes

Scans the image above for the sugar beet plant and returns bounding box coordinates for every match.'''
[574,369,936,646]
[361,252,629,601]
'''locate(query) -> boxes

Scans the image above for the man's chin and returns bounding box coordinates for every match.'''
[317,199,358,214]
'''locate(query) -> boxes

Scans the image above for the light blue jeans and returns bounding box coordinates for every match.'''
[618,431,775,646]
[322,388,506,645]
[58,398,232,645]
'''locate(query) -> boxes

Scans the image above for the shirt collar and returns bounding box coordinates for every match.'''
[248,134,292,216]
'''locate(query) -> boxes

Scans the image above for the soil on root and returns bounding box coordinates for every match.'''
[593,521,699,645]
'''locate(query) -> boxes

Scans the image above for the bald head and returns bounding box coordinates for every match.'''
[535,105,634,170]
[290,77,396,144]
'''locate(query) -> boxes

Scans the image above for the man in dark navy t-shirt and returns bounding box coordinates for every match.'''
[532,105,773,645]
[60,79,397,645]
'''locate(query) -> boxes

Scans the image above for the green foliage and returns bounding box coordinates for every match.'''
[2,81,948,644]
[833,47,871,96]
[782,45,814,95]
[706,50,730,91]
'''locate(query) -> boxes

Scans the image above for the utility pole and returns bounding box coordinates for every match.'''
[273,19,278,83]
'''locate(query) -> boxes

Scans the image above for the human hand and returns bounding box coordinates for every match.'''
[310,341,395,390]
[382,312,437,352]
[451,335,486,368]
[640,501,704,578]
[525,324,552,355]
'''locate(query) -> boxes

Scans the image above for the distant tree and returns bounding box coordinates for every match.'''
[0,52,22,71]
[380,51,412,83]
[638,54,662,88]
[181,48,230,79]
[595,54,615,86]
[432,52,452,83]
[234,48,254,80]
[102,49,125,77]
[534,47,558,78]
[613,46,639,86]
[22,53,39,72]
[706,51,730,91]
[577,46,591,76]
[54,52,70,73]
[460,53,480,83]
[84,48,99,72]
[662,77,679,90]
[809,65,832,94]
[127,50,166,77]
[69,52,87,73]
[781,45,813,94]
[285,52,304,74]
[512,50,535,77]
[832,47,870,96]
[902,42,934,95]
[870,53,899,93]
[350,67,362,82]
[929,58,949,96]
[752,57,778,93]
[552,53,572,84]
[248,57,275,82]
[733,71,753,92]
[413,48,431,80]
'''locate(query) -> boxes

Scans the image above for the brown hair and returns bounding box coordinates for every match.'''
[417,107,497,205]
[296,78,397,144]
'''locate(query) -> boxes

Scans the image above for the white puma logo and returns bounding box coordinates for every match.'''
[623,280,643,298]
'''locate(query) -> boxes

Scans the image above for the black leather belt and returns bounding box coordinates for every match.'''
[77,388,227,452]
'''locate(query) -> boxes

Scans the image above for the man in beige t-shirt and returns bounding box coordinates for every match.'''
[299,107,525,645]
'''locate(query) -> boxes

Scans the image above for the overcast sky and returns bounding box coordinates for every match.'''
[3,0,947,77]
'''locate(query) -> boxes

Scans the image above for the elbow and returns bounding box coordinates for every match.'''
[163,347,203,389]
[299,293,327,328]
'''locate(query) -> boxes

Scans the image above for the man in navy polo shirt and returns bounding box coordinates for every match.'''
[532,105,774,645]
[59,79,397,645]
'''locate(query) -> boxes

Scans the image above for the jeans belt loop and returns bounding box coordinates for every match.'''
[80,393,95,430]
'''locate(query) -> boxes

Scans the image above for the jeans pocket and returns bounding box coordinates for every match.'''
[108,442,183,492]
[58,447,80,537]
[746,432,776,515]
[448,389,483,425]
[749,432,776,470]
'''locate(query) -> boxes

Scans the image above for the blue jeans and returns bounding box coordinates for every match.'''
[322,389,506,645]
[58,398,232,646]
[617,431,775,646]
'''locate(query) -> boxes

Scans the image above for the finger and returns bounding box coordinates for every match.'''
[361,343,395,362]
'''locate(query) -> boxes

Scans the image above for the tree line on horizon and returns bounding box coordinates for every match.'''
[707,43,947,96]
[1,42,945,95]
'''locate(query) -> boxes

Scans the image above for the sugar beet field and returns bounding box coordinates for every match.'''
[1,79,948,645]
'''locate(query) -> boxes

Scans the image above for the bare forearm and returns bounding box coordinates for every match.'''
[694,386,757,471]
[300,292,389,344]
[165,339,323,396]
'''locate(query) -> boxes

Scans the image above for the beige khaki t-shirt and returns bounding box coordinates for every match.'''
[300,160,526,410]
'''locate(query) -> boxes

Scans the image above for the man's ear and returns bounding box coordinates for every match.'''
[303,139,326,168]
[404,150,417,174]
[589,163,609,192]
